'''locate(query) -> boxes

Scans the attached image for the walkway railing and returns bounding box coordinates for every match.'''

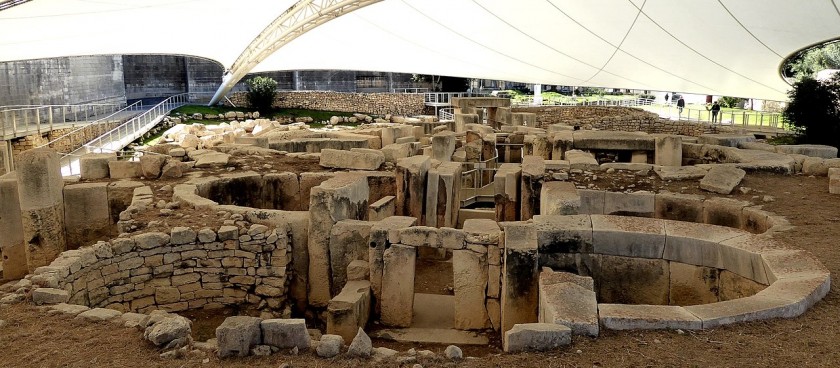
[439,107,455,121]
[643,103,785,132]
[37,101,145,154]
[423,92,489,106]
[1,102,128,140]
[84,94,189,154]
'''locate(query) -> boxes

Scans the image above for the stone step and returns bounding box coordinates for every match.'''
[370,327,489,345]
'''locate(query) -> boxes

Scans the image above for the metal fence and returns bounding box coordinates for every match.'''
[1,102,129,140]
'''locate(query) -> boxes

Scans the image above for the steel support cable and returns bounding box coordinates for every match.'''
[471,0,647,88]
[717,0,783,58]
[400,0,586,84]
[544,0,717,93]
[629,0,786,96]
[583,0,646,84]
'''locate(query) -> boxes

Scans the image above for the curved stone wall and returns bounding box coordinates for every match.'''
[513,106,723,136]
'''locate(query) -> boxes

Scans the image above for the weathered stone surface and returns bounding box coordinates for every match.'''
[368,216,417,315]
[453,250,490,329]
[144,315,191,347]
[368,195,396,221]
[16,148,66,272]
[654,135,682,167]
[316,334,343,358]
[216,316,262,357]
[431,131,457,162]
[703,197,748,229]
[327,280,371,343]
[0,174,26,280]
[774,144,838,158]
[534,215,593,254]
[396,156,430,222]
[539,281,598,337]
[655,166,708,180]
[698,134,756,147]
[347,260,370,281]
[425,161,462,228]
[566,150,599,171]
[139,154,167,178]
[76,308,122,321]
[48,303,90,316]
[463,219,501,245]
[598,304,702,330]
[654,192,704,223]
[662,220,744,268]
[503,323,571,353]
[329,220,373,295]
[63,182,111,248]
[669,262,720,305]
[590,215,665,259]
[261,318,310,349]
[194,152,230,168]
[700,166,746,194]
[589,255,670,305]
[79,153,116,180]
[32,287,69,305]
[444,345,463,360]
[603,191,654,217]
[347,328,372,357]
[502,223,539,334]
[381,244,416,327]
[320,149,384,170]
[540,181,579,215]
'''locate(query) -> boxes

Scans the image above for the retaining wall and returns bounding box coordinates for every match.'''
[514,106,723,136]
[226,91,426,116]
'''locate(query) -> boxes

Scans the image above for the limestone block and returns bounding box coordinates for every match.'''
[308,174,370,307]
[368,195,396,221]
[327,280,371,343]
[566,150,599,171]
[603,191,654,217]
[538,282,598,337]
[598,304,702,330]
[718,234,772,285]
[79,153,116,180]
[494,164,521,222]
[76,308,122,322]
[396,226,440,248]
[454,113,479,133]
[654,192,704,223]
[139,154,167,178]
[431,131,457,162]
[830,174,840,194]
[463,219,501,245]
[520,156,545,220]
[0,175,26,280]
[590,215,665,259]
[503,323,571,353]
[669,262,720,305]
[533,215,593,253]
[588,255,670,305]
[502,223,539,334]
[347,260,370,281]
[261,319,310,350]
[654,135,682,167]
[107,180,143,224]
[655,166,709,180]
[320,148,384,170]
[216,316,262,357]
[550,131,574,160]
[700,166,746,195]
[540,181,579,216]
[170,227,197,245]
[425,161,462,228]
[395,156,430,222]
[108,160,143,179]
[719,270,766,301]
[544,160,571,171]
[194,152,230,168]
[703,198,748,229]
[32,287,69,305]
[662,220,744,268]
[572,131,654,151]
[16,148,66,272]
[381,244,416,327]
[578,189,605,214]
[774,144,838,158]
[698,134,756,147]
[368,216,417,315]
[63,183,111,249]
[453,250,490,329]
[299,172,336,210]
[381,143,417,163]
[316,334,344,358]
[329,220,373,295]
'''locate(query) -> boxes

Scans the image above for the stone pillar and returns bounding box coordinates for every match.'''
[655,135,683,167]
[368,216,417,315]
[16,148,66,272]
[526,135,551,159]
[381,244,416,327]
[506,133,525,163]
[540,181,580,216]
[395,156,430,224]
[0,140,11,174]
[501,223,539,334]
[328,220,373,296]
[453,248,489,330]
[463,219,503,330]
[64,183,111,249]
[0,173,26,280]
[487,107,499,129]
[431,131,456,162]
[520,156,545,221]
[550,131,574,160]
[454,114,478,133]
[425,162,462,228]
[307,174,370,307]
[494,163,521,222]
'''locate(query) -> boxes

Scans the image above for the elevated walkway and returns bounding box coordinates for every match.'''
[1,102,142,140]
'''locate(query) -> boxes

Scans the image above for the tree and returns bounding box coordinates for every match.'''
[246,76,278,113]
[782,73,840,149]
[785,42,840,80]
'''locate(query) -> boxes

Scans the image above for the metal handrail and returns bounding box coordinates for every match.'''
[84,93,189,153]
[37,100,145,153]
[439,107,455,121]
[1,101,130,140]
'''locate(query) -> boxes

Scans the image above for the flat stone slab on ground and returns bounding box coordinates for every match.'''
[76,308,122,322]
[655,166,709,180]
[370,327,489,345]
[48,303,90,316]
[503,323,571,353]
[699,166,746,194]
[539,282,599,336]
[598,304,702,330]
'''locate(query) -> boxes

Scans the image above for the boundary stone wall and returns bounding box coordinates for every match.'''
[227,91,425,116]
[514,106,724,136]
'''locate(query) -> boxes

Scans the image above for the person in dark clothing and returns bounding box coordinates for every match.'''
[665,93,670,103]
[710,101,721,123]
[676,96,685,116]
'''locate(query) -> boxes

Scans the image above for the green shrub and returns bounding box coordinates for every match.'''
[718,96,743,108]
[782,74,840,149]
[246,76,278,113]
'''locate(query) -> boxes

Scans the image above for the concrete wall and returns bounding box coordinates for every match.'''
[122,55,187,99]
[0,56,126,106]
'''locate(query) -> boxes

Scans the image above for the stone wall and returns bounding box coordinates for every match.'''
[36,224,291,315]
[9,121,121,161]
[514,106,724,136]
[227,91,426,116]
[0,56,126,106]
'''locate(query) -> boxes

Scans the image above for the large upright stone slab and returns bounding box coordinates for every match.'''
[308,174,370,307]
[381,244,416,327]
[425,161,462,228]
[431,131,457,162]
[79,153,117,180]
[216,316,262,358]
[454,114,479,133]
[0,173,25,280]
[540,181,579,215]
[699,166,746,194]
[520,156,545,220]
[503,323,571,353]
[654,135,682,167]
[368,216,417,315]
[320,148,384,170]
[63,183,111,249]
[494,164,521,222]
[453,249,490,329]
[329,220,373,295]
[107,181,144,224]
[502,223,539,334]
[16,148,65,272]
[327,280,371,343]
[261,172,301,211]
[395,156,430,223]
[539,274,599,337]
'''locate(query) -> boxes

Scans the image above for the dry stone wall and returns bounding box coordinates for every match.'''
[10,121,121,160]
[514,106,724,136]
[34,223,292,316]
[227,91,425,116]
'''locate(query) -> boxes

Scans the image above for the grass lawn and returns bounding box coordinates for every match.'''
[170,105,354,124]
[636,103,786,128]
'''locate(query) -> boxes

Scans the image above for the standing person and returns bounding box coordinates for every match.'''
[710,100,721,123]
[676,96,685,117]
[665,93,670,103]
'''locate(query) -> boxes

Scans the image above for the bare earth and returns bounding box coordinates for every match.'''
[2,172,839,367]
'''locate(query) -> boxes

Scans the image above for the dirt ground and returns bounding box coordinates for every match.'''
[2,172,840,367]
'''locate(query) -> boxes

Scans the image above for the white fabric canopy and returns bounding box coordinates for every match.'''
[2,0,839,101]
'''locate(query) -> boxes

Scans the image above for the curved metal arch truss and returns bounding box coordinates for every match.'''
[209,0,383,105]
